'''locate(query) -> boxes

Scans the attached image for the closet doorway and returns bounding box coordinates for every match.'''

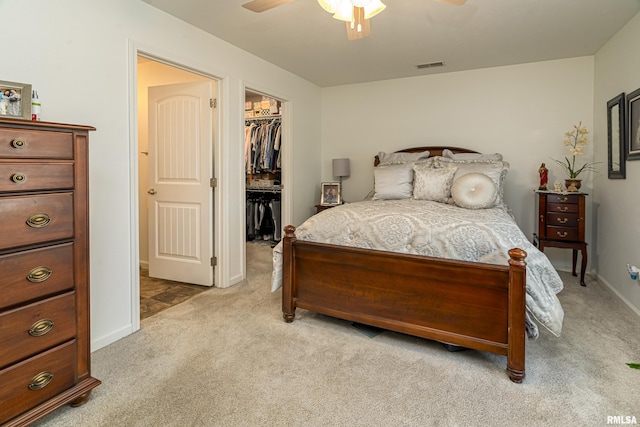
[137,55,217,319]
[244,90,284,249]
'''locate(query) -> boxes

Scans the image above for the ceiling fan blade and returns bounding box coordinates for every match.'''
[433,0,467,5]
[346,18,371,41]
[242,0,294,13]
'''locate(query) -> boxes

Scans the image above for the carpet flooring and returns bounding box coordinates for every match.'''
[32,243,640,426]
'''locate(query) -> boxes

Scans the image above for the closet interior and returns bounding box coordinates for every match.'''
[245,91,282,244]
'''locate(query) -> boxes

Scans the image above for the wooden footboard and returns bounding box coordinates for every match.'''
[281,225,527,383]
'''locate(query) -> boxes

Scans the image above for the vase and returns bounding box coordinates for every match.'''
[564,179,582,192]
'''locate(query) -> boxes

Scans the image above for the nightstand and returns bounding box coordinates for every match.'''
[315,204,336,214]
[534,190,588,286]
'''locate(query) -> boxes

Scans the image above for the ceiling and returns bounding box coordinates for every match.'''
[142,0,640,87]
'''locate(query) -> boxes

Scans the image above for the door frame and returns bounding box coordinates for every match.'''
[128,41,223,332]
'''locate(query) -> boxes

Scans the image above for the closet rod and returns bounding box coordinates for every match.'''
[245,116,281,122]
[246,186,282,194]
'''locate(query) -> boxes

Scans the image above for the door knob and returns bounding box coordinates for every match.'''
[147,189,156,195]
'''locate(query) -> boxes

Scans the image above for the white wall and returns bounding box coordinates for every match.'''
[2,0,322,350]
[593,12,640,315]
[320,57,595,270]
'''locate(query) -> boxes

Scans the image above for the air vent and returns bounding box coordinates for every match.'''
[416,62,445,69]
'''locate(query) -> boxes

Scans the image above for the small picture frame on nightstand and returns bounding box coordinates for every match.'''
[320,182,341,206]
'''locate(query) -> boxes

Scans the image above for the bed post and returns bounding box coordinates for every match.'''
[507,248,527,383]
[282,225,297,323]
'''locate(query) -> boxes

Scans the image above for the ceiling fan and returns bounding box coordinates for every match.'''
[242,0,467,40]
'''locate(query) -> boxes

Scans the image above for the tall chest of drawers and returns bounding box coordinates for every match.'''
[534,190,588,286]
[0,118,100,426]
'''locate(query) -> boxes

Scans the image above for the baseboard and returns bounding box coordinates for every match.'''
[91,324,134,352]
[596,274,640,319]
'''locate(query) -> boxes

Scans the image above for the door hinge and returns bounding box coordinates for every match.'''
[210,256,217,267]
[210,178,217,188]
[210,98,216,108]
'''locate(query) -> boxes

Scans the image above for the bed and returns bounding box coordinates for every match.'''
[272,147,564,383]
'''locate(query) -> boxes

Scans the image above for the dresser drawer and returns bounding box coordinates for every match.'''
[546,194,579,204]
[0,292,76,369]
[546,226,578,241]
[0,163,74,193]
[0,243,74,311]
[0,193,73,251]
[0,128,73,159]
[547,203,579,214]
[547,212,579,227]
[0,340,76,423]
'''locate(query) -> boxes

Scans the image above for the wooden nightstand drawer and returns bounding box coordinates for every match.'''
[546,194,580,204]
[547,212,579,227]
[546,226,578,241]
[0,128,73,159]
[547,203,579,214]
[0,243,74,311]
[0,193,74,251]
[0,340,76,423]
[0,163,74,193]
[0,292,76,369]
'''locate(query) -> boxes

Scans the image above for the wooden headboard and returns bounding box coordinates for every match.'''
[373,146,479,166]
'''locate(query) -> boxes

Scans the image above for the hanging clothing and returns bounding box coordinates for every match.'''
[245,118,281,174]
[246,190,281,243]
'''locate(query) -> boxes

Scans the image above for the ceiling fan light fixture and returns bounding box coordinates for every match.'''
[332,0,356,21]
[317,0,340,13]
[363,0,385,19]
[325,0,385,22]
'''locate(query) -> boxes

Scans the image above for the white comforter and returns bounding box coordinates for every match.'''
[271,199,564,339]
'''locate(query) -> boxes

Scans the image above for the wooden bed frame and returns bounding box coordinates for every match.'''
[281,147,528,383]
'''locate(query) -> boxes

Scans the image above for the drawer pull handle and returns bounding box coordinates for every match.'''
[11,173,26,184]
[26,213,51,228]
[11,138,26,149]
[27,266,52,283]
[558,197,568,202]
[557,231,568,238]
[556,218,568,224]
[29,371,54,391]
[557,207,569,212]
[29,319,54,337]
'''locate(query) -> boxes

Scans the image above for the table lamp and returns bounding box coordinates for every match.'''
[332,158,350,202]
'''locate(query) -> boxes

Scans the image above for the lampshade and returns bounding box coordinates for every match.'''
[332,158,351,178]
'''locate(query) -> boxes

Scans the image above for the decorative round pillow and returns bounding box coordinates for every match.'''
[451,172,497,209]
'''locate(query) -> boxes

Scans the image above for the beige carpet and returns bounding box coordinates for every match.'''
[33,243,640,426]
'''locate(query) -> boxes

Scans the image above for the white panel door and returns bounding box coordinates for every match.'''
[148,81,214,286]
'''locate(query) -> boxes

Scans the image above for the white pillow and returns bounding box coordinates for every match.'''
[436,157,509,206]
[378,150,430,166]
[451,173,498,209]
[412,164,457,203]
[442,149,503,161]
[372,163,414,200]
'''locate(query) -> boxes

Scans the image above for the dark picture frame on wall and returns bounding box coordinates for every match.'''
[627,87,640,161]
[607,92,626,179]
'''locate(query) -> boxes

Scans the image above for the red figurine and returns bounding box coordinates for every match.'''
[538,163,548,190]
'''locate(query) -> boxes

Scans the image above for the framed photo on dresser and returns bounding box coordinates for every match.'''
[627,87,640,161]
[0,80,32,120]
[320,182,341,205]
